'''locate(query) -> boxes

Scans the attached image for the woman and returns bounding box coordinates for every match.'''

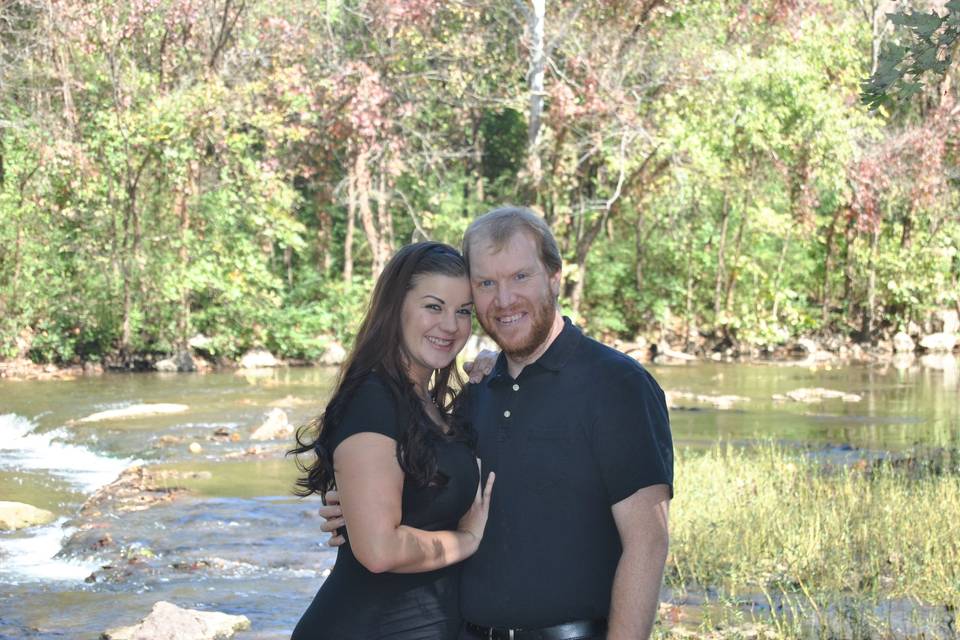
[289,242,495,640]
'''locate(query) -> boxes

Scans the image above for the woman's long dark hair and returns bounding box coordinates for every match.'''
[289,242,473,497]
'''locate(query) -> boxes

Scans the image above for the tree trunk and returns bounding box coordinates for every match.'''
[842,215,857,323]
[523,0,546,200]
[770,225,792,321]
[376,162,394,262]
[713,194,730,321]
[724,212,747,316]
[821,206,843,326]
[355,150,386,277]
[176,162,198,347]
[343,166,356,283]
[635,208,645,293]
[683,216,696,350]
[862,226,880,339]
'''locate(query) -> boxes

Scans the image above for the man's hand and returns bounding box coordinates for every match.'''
[319,489,345,547]
[462,349,499,384]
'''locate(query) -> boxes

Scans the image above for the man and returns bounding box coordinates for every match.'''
[322,207,673,640]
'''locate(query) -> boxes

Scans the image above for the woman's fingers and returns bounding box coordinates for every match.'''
[326,534,345,547]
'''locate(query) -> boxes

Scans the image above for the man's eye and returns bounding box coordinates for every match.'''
[479,280,493,288]
[516,273,527,281]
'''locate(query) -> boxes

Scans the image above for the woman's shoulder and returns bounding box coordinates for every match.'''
[333,370,403,443]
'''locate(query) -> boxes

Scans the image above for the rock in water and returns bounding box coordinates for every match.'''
[893,332,915,354]
[102,601,250,640]
[318,340,347,366]
[919,332,958,353]
[238,349,279,369]
[76,404,189,423]
[250,408,291,441]
[0,501,55,530]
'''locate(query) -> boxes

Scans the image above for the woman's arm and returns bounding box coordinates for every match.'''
[333,432,494,574]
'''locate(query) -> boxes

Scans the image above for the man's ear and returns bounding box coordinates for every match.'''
[549,268,562,298]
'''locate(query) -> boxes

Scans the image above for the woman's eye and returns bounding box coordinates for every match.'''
[425,304,441,311]
[457,308,473,316]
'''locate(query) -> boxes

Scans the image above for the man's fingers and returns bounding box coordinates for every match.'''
[319,517,345,534]
[318,504,343,519]
[463,360,474,373]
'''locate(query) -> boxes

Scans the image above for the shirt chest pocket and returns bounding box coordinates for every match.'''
[521,424,577,490]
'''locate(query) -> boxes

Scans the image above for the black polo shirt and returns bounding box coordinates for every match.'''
[458,317,673,628]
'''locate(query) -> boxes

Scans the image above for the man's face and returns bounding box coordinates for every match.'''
[468,231,561,360]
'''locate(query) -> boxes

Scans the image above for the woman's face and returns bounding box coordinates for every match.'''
[400,273,473,386]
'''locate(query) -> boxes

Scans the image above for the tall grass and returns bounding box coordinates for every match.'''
[658,444,960,638]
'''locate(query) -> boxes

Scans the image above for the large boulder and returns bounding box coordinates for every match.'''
[102,601,250,640]
[936,309,960,335]
[250,408,291,441]
[238,349,279,369]
[318,340,347,366]
[0,501,55,530]
[155,350,197,373]
[919,332,958,353]
[893,332,915,354]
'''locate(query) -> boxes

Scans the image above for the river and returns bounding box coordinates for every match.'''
[0,356,957,639]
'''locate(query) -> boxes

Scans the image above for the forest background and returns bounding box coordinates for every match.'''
[1,0,958,368]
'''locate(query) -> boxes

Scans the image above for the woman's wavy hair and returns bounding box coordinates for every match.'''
[289,242,473,497]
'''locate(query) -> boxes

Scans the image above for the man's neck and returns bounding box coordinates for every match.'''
[505,312,565,379]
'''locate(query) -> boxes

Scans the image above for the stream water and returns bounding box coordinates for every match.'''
[0,356,957,639]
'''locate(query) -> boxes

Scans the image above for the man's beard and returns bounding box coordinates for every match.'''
[478,287,556,361]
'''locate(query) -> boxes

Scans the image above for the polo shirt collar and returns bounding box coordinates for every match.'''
[486,316,582,384]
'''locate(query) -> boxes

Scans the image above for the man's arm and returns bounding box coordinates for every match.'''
[608,483,671,640]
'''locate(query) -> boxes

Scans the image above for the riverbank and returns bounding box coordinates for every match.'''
[3,328,958,381]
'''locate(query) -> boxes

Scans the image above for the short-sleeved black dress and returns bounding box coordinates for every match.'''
[292,373,478,640]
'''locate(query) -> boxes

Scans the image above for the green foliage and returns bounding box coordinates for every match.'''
[1,0,959,366]
[862,3,960,108]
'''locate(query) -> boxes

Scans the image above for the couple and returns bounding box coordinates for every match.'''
[290,207,673,640]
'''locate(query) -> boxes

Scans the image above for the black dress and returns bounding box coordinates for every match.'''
[292,374,478,640]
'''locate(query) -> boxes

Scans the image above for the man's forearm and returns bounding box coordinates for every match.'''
[607,526,669,639]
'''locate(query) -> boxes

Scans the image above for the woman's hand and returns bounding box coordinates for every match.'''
[456,463,496,552]
[462,349,500,384]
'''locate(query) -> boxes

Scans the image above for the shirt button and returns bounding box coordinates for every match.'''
[503,410,511,418]
[512,384,520,391]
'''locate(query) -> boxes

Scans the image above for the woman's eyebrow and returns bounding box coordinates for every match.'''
[421,294,446,304]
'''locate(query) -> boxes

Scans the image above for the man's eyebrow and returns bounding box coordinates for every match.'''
[421,294,446,304]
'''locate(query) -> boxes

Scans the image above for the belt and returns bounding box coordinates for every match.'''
[464,619,607,640]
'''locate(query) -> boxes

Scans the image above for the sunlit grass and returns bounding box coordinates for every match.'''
[655,444,960,638]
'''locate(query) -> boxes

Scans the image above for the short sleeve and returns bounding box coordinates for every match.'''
[590,365,674,505]
[327,374,400,454]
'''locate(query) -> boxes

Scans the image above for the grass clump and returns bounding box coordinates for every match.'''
[660,443,960,638]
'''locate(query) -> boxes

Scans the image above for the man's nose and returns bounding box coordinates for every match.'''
[495,284,514,309]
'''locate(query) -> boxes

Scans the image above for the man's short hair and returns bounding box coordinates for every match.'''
[463,206,563,275]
